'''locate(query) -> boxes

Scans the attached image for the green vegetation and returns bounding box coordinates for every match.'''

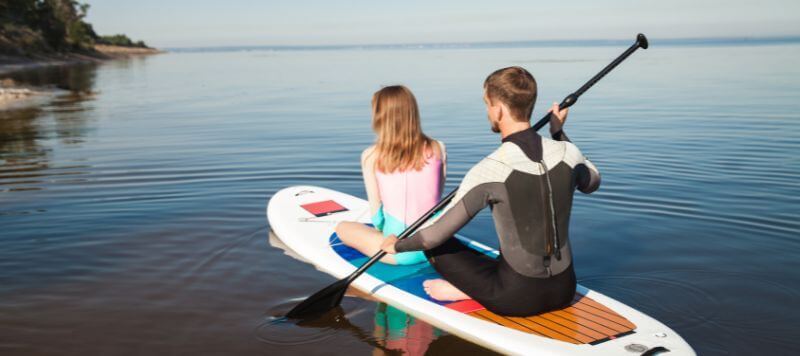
[96,34,148,48]
[0,0,148,56]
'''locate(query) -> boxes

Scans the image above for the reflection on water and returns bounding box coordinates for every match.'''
[268,230,488,355]
[259,302,496,356]
[373,303,440,355]
[1,42,799,355]
[0,106,47,170]
[0,64,97,198]
[3,63,98,92]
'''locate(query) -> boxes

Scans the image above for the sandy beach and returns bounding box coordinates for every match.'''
[93,44,163,57]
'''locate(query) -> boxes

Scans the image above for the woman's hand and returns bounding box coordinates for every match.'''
[381,235,398,254]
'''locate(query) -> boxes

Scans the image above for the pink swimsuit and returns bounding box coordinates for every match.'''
[372,149,443,265]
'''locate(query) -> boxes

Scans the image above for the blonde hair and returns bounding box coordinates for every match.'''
[371,85,433,173]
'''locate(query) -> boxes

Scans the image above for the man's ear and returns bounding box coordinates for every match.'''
[497,102,509,123]
[494,105,504,124]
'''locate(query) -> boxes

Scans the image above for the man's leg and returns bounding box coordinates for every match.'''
[423,237,501,303]
[422,279,470,301]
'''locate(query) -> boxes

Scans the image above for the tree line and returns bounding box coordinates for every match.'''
[0,0,148,55]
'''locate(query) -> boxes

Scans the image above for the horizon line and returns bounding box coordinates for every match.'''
[163,35,800,52]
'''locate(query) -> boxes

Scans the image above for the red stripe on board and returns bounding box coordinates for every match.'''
[446,299,486,313]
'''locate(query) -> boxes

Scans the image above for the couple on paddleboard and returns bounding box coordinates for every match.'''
[336,66,600,316]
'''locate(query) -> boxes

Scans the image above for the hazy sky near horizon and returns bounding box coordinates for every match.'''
[85,0,800,48]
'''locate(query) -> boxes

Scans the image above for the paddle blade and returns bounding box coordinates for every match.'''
[285,278,348,320]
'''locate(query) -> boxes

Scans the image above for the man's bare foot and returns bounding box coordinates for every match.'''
[422,279,470,301]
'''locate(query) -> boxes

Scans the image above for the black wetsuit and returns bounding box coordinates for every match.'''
[394,127,600,316]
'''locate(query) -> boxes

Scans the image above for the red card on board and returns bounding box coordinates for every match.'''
[301,200,348,217]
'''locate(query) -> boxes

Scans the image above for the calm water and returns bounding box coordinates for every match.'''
[1,41,799,355]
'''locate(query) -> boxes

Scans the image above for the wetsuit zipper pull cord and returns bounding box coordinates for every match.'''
[540,160,561,261]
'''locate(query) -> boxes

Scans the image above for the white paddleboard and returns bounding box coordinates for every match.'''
[267,185,695,355]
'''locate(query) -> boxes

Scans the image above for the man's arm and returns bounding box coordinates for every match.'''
[548,102,601,193]
[393,158,505,252]
[394,187,488,252]
[552,130,601,194]
[568,143,601,193]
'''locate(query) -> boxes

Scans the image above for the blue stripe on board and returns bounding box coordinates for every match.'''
[329,231,447,305]
[329,232,366,262]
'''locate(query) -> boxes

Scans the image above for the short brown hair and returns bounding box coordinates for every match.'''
[483,66,537,121]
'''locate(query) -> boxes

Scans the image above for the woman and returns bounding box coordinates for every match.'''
[335,85,446,265]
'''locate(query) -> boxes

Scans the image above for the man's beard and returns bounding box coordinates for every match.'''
[490,118,500,133]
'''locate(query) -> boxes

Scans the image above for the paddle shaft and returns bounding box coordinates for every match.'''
[285,34,650,320]
[346,34,648,285]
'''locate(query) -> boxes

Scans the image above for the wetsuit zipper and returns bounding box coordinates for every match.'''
[540,160,561,261]
[538,161,551,258]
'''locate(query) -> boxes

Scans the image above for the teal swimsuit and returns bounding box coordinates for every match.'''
[372,206,429,265]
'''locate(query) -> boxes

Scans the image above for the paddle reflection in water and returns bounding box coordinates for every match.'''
[288,298,498,356]
[268,229,497,355]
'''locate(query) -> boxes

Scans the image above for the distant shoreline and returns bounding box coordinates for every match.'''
[0,45,162,76]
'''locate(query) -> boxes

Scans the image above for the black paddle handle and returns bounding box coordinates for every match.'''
[532,33,648,130]
[345,33,649,285]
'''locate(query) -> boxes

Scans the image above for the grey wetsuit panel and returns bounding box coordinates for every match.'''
[395,127,600,278]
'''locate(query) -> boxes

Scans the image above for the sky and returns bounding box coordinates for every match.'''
[84,0,800,48]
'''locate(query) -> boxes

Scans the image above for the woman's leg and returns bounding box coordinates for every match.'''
[335,221,398,265]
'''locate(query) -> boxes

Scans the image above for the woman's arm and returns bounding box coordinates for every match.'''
[361,146,381,217]
[436,140,447,195]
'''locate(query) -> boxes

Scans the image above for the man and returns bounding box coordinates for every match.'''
[380,66,601,316]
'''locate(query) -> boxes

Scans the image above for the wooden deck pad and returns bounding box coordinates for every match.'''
[466,294,637,345]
